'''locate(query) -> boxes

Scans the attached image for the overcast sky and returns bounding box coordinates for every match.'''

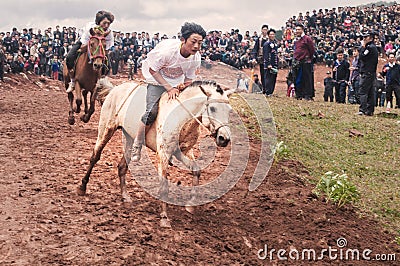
[0,0,392,37]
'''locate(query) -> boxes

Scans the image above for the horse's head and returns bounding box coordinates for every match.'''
[193,81,232,147]
[88,27,109,71]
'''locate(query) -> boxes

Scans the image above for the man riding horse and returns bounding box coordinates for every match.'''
[130,22,207,162]
[65,10,115,93]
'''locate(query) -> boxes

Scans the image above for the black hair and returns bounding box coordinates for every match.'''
[261,24,269,30]
[267,29,276,35]
[295,23,305,29]
[180,22,206,40]
[336,48,344,54]
[95,10,115,25]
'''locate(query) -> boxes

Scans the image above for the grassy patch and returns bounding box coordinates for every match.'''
[230,93,400,232]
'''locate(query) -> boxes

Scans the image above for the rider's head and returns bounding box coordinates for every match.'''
[180,22,206,56]
[95,10,114,31]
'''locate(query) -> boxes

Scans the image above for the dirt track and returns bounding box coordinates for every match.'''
[0,72,399,265]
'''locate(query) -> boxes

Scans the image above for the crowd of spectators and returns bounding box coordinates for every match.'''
[2,3,400,83]
[282,3,400,66]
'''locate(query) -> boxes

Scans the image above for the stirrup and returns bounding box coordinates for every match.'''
[66,81,75,93]
[131,143,142,162]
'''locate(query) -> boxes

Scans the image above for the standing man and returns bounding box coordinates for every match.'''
[382,53,400,113]
[252,24,269,94]
[357,31,378,116]
[332,48,350,103]
[292,23,315,100]
[350,48,360,104]
[263,29,278,96]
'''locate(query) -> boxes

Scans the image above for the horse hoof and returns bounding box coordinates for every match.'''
[122,195,133,203]
[80,115,90,123]
[68,117,75,125]
[160,218,171,228]
[185,205,195,214]
[76,186,86,196]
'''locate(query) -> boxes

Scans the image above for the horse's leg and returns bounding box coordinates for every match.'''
[67,92,75,125]
[75,82,83,114]
[173,149,200,214]
[81,86,98,123]
[83,90,89,114]
[77,125,117,195]
[117,132,134,203]
[157,150,171,228]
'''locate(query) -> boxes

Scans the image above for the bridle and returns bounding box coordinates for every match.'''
[176,85,230,137]
[87,35,106,63]
[204,98,230,137]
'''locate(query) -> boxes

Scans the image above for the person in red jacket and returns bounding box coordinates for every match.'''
[292,23,316,100]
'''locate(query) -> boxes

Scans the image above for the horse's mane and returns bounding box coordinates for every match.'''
[188,80,224,95]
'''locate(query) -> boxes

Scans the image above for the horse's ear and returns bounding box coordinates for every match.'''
[90,28,95,36]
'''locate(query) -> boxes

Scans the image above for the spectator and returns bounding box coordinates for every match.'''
[263,29,279,96]
[382,53,400,112]
[51,55,61,80]
[350,48,360,104]
[332,48,350,103]
[127,55,135,80]
[357,30,378,116]
[375,72,386,108]
[0,45,5,81]
[252,24,269,93]
[324,71,335,102]
[251,74,263,93]
[292,23,315,100]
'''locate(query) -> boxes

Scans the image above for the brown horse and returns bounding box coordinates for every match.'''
[63,27,109,125]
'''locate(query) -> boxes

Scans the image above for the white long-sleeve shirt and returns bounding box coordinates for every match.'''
[142,39,200,87]
[78,22,114,50]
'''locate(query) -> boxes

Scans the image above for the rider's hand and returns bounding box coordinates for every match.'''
[167,87,180,100]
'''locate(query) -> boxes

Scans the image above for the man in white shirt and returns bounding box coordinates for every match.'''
[65,10,115,93]
[131,22,207,162]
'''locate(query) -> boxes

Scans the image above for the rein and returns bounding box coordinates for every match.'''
[87,35,106,63]
[176,87,230,135]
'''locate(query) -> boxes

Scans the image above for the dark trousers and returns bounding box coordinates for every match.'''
[264,70,277,95]
[66,41,82,70]
[335,81,347,103]
[0,62,4,81]
[386,84,400,108]
[359,73,376,115]
[324,86,334,102]
[294,62,314,99]
[259,63,266,93]
[352,79,360,104]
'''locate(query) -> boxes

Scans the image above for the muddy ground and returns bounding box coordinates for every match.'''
[0,67,398,265]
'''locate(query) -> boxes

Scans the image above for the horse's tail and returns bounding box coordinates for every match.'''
[96,77,114,105]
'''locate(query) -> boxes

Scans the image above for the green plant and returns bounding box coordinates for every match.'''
[314,172,360,208]
[274,141,289,161]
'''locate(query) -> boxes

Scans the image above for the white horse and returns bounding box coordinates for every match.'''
[78,79,232,227]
